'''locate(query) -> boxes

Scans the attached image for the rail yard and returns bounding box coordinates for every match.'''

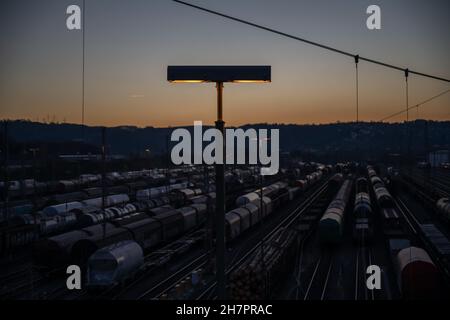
[1,161,450,300]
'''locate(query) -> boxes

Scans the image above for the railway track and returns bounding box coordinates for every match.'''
[395,196,450,282]
[405,170,450,199]
[226,181,329,268]
[303,251,334,300]
[0,268,47,300]
[0,264,34,286]
[136,253,208,300]
[354,245,375,300]
[194,179,331,300]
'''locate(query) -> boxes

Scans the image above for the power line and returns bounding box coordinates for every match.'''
[172,0,450,83]
[379,88,450,122]
[82,0,86,140]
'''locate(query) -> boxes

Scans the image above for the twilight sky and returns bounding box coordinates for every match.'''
[0,0,449,127]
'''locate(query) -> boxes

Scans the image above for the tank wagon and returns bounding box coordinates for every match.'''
[33,203,207,268]
[87,240,144,289]
[370,174,394,209]
[318,179,353,244]
[394,246,440,299]
[80,169,327,290]
[353,192,373,242]
[356,177,368,193]
[328,173,344,191]
[1,184,205,255]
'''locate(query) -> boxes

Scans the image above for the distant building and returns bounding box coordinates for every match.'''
[428,150,449,167]
[59,154,101,161]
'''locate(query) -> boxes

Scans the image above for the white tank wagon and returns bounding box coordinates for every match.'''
[374,186,393,208]
[236,192,260,207]
[41,212,78,235]
[43,201,84,217]
[136,183,189,201]
[75,203,136,228]
[436,198,450,222]
[318,180,353,244]
[87,241,144,289]
[370,176,384,188]
[82,194,129,208]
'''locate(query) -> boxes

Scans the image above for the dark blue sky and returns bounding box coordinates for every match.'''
[1,0,449,127]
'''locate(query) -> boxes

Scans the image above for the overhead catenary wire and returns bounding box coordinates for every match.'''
[172,0,450,84]
[379,88,450,122]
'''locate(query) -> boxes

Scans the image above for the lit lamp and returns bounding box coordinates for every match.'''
[167,65,271,299]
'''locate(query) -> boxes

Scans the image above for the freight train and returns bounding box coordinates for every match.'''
[318,179,353,244]
[85,171,330,289]
[0,186,209,256]
[226,182,289,241]
[33,201,208,268]
[368,166,441,299]
[87,240,144,288]
[0,169,169,201]
[352,191,374,242]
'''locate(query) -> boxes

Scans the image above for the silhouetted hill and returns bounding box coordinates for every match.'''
[2,120,450,159]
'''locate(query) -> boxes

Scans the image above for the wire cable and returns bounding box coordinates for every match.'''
[172,0,450,83]
[379,88,450,122]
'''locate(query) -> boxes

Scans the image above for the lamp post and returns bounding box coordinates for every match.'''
[167,65,271,299]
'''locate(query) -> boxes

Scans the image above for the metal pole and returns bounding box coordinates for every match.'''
[405,69,411,168]
[355,55,359,123]
[3,121,9,224]
[215,82,226,299]
[101,127,106,240]
[259,164,266,296]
